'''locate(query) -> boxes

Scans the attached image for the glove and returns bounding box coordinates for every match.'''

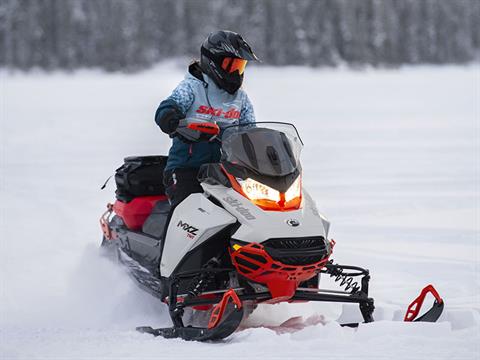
[156,107,182,134]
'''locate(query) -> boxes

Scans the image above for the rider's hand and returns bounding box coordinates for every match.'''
[158,108,182,135]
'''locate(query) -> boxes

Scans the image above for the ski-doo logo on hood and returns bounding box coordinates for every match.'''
[196,106,240,119]
[223,196,256,220]
[177,220,199,239]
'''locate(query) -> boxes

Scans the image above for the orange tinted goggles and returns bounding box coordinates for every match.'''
[221,57,248,74]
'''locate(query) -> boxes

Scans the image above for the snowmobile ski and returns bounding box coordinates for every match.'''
[136,308,244,341]
[340,284,444,328]
[404,284,444,323]
[136,289,244,341]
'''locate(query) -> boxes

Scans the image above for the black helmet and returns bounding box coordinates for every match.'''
[200,30,259,94]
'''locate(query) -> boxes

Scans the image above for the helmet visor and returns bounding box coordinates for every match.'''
[221,57,248,75]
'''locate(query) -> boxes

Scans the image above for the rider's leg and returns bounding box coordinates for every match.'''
[163,168,203,208]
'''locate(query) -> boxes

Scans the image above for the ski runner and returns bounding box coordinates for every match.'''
[155,30,259,207]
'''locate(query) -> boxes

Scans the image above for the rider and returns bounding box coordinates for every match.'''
[155,30,259,207]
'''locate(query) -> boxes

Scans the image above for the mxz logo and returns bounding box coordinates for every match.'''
[177,220,199,239]
[196,106,240,119]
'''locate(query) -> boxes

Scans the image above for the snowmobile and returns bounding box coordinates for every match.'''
[99,121,444,341]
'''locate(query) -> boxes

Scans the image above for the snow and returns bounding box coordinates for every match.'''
[1,63,479,359]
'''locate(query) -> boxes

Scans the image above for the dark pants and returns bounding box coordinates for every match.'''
[163,168,202,208]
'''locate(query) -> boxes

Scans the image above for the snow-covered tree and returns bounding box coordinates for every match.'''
[1,0,478,70]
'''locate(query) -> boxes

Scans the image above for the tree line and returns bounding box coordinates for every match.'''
[1,0,478,71]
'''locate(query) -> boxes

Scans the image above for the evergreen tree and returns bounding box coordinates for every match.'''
[1,0,478,71]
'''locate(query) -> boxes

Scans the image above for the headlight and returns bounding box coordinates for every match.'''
[235,176,302,211]
[285,175,301,202]
[239,178,280,202]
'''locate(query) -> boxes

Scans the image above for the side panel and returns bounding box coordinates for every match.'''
[160,193,237,277]
[202,184,329,243]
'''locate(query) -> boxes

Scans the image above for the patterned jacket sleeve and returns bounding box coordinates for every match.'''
[239,93,256,125]
[155,80,195,131]
[166,80,195,114]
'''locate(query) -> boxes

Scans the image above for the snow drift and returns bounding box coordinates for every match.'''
[1,63,479,359]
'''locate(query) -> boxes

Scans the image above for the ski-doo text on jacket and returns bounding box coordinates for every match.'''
[155,62,255,171]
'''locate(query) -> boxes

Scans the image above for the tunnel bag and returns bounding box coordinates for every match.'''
[115,155,168,202]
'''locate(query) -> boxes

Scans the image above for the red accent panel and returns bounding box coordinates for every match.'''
[113,195,168,230]
[404,284,443,322]
[230,243,331,303]
[187,122,220,135]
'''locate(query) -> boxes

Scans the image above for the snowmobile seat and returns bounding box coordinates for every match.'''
[142,200,171,239]
[113,195,167,230]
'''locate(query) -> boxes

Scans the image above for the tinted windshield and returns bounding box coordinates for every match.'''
[221,122,303,176]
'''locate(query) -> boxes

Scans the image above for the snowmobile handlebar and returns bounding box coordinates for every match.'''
[174,119,220,143]
[186,122,220,135]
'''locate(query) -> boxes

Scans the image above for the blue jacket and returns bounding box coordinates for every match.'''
[155,63,255,171]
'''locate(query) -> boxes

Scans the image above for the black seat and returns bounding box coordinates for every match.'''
[142,200,171,238]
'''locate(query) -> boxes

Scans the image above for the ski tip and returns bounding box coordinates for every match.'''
[136,326,155,334]
[404,284,444,322]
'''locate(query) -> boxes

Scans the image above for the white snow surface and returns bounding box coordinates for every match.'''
[1,62,479,359]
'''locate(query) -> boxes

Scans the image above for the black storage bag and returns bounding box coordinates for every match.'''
[115,155,168,202]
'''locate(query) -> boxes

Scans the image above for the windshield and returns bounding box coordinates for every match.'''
[221,122,303,177]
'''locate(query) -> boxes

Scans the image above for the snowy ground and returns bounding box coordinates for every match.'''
[1,62,479,359]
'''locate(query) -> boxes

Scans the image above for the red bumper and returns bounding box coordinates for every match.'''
[230,242,331,302]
